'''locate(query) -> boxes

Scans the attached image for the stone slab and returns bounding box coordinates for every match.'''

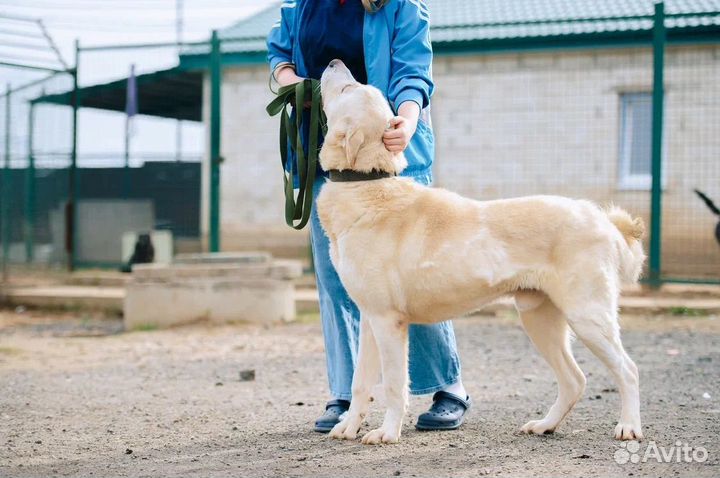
[123,277,295,329]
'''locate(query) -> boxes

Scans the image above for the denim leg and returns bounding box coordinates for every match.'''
[311,175,461,399]
[311,177,359,401]
[407,322,462,395]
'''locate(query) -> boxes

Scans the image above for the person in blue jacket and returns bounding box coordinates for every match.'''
[267,0,471,433]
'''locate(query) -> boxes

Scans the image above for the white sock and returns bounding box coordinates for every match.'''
[443,380,467,400]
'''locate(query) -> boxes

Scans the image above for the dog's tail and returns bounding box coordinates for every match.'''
[694,189,720,216]
[605,205,646,284]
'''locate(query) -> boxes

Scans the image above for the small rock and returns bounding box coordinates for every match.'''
[297,456,307,462]
[394,471,401,476]
[215,382,223,387]
[293,402,305,406]
[34,440,42,444]
[595,395,602,400]
[239,370,256,382]
[574,454,591,459]
[232,426,239,431]
[522,375,534,382]
[601,387,617,393]
[125,448,133,455]
[702,392,711,400]
[698,356,712,363]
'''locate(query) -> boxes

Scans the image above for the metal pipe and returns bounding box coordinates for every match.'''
[68,39,80,271]
[2,84,10,282]
[79,39,208,52]
[24,102,35,263]
[649,1,666,288]
[209,30,222,253]
[0,60,66,74]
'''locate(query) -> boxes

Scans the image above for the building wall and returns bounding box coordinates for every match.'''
[202,67,308,258]
[430,45,720,278]
[207,45,720,276]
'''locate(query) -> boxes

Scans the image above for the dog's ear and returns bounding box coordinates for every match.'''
[344,127,364,168]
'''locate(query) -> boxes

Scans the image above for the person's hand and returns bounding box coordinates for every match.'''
[383,115,417,153]
[275,64,304,87]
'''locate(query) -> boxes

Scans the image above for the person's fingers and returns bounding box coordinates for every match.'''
[383,128,405,139]
[383,138,405,147]
[388,116,404,128]
[383,138,406,144]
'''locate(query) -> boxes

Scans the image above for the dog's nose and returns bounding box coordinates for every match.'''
[329,59,343,68]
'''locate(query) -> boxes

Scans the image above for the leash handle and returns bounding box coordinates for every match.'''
[266,79,327,230]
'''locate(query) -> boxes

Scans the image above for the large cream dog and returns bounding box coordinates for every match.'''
[316,60,645,445]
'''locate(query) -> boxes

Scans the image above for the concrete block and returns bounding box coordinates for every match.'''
[76,200,154,264]
[124,253,302,329]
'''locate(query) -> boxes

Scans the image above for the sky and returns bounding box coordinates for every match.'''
[2,0,276,72]
[1,0,277,166]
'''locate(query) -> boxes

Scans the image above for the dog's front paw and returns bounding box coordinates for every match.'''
[520,419,557,436]
[361,427,399,445]
[615,422,643,441]
[329,420,357,440]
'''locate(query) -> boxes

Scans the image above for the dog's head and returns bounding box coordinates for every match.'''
[319,60,407,175]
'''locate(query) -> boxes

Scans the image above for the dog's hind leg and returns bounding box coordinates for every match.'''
[329,316,381,440]
[360,313,409,445]
[564,300,642,441]
[518,296,586,436]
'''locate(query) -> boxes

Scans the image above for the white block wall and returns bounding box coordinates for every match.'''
[203,45,720,276]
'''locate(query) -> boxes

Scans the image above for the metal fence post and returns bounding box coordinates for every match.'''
[24,102,35,263]
[68,40,80,271]
[209,30,222,252]
[649,1,666,288]
[2,84,11,282]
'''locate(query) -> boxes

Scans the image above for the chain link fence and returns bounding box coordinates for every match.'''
[430,6,719,284]
[661,44,720,281]
[0,72,74,271]
[2,2,719,284]
[1,41,205,272]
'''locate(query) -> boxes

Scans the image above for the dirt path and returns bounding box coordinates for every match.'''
[1,309,718,477]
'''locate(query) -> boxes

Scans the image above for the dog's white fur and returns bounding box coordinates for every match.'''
[317,60,645,445]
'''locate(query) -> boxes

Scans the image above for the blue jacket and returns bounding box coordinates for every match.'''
[266,0,435,180]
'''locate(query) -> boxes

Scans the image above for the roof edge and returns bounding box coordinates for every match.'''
[179,25,720,69]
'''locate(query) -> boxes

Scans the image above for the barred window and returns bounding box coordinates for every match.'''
[618,92,654,190]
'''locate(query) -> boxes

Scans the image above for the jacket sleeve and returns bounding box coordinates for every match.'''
[387,0,434,112]
[266,1,297,72]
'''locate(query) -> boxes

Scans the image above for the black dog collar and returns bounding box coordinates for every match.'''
[327,169,396,182]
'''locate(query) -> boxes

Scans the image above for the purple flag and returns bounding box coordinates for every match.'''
[126,64,138,136]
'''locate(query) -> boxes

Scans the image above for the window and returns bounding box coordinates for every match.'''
[618,92,654,190]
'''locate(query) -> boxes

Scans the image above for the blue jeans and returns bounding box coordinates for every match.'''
[309,173,462,401]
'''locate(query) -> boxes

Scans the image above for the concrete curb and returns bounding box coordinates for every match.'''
[3,285,720,318]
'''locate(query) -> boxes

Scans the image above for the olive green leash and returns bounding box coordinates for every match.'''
[266,79,327,230]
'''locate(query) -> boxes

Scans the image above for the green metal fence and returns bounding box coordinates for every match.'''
[1,71,74,275]
[0,39,210,273]
[2,3,719,284]
[428,2,719,285]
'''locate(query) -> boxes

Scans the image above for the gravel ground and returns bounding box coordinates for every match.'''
[1,308,719,478]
